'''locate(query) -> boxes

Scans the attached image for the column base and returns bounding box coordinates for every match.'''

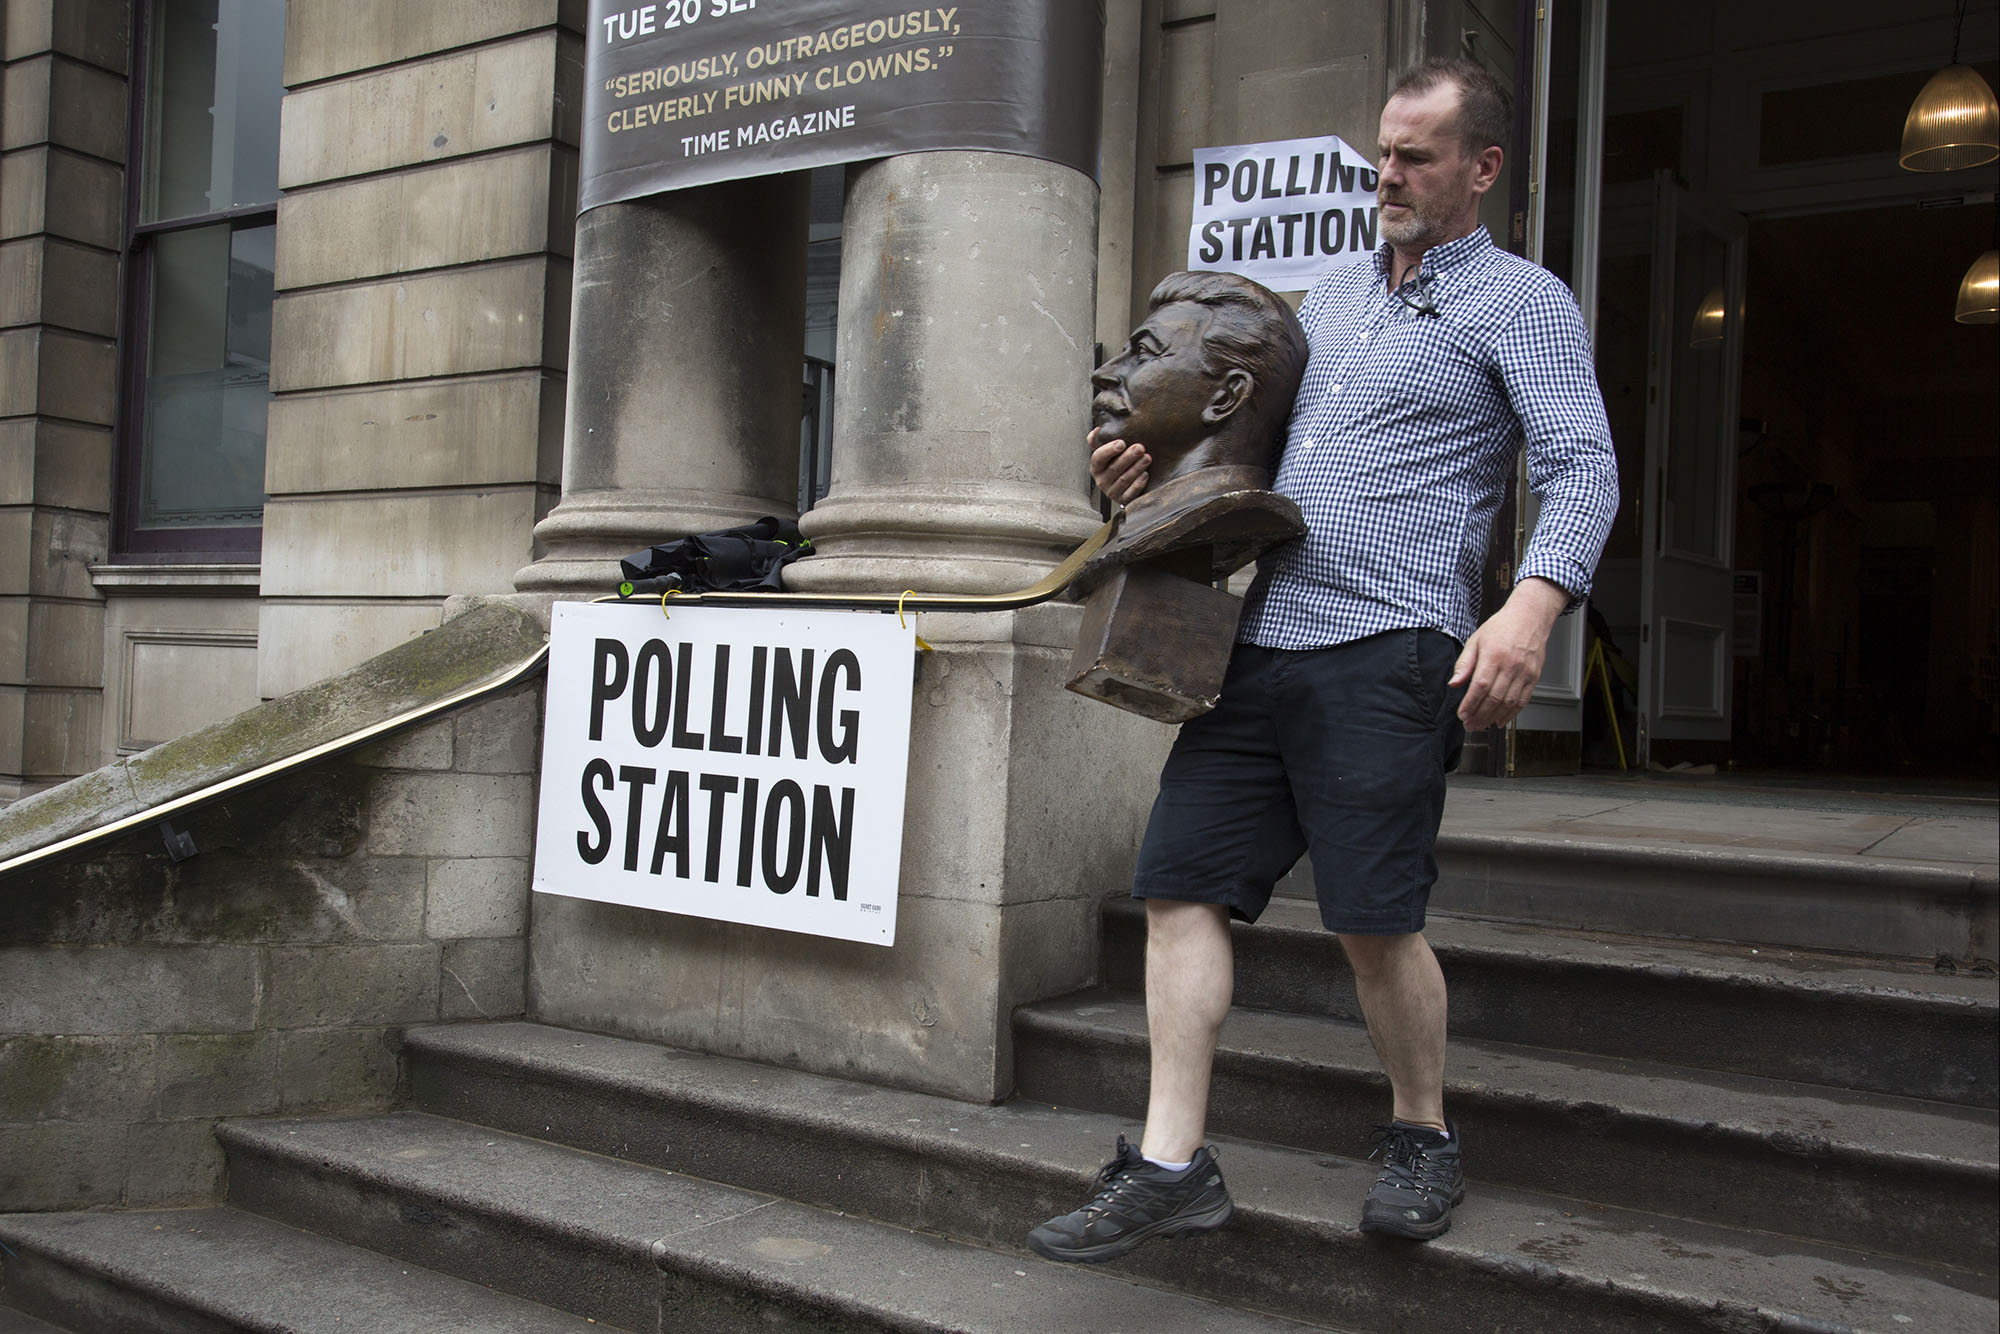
[515,488,796,595]
[792,488,1102,595]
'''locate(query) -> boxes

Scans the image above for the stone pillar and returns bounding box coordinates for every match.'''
[529,150,1175,1105]
[516,175,809,595]
[787,151,1103,594]
[0,0,130,794]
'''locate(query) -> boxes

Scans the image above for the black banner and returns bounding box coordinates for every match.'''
[581,0,1105,213]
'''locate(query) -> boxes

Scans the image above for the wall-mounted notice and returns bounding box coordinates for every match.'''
[1188,134,1381,292]
[532,601,916,946]
[581,0,1105,212]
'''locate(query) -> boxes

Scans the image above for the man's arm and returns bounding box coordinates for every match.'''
[1450,576,1570,729]
[1456,281,1620,729]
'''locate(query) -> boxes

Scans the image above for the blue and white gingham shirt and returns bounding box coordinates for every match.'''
[1239,226,1618,649]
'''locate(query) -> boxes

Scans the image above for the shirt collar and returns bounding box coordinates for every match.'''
[1372,224,1494,280]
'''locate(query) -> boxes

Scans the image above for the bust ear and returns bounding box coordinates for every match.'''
[1201,368,1254,425]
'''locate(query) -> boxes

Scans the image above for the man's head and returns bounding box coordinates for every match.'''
[1378,58,1510,256]
[1090,271,1309,482]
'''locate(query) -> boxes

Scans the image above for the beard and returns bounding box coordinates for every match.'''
[1379,192,1455,249]
[1377,161,1479,250]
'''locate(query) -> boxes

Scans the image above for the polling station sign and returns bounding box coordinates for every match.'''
[532,601,915,945]
[582,0,1104,212]
[1188,134,1381,291]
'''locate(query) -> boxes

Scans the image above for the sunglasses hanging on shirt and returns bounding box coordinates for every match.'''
[1396,269,1442,319]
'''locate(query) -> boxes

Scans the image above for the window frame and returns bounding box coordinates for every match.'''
[112,0,282,562]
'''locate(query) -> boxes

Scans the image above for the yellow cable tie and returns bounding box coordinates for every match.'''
[895,590,934,652]
[659,588,682,620]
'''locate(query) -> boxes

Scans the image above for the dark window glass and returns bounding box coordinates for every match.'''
[138,223,275,529]
[119,0,286,556]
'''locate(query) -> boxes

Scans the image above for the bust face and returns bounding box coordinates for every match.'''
[1089,301,1224,474]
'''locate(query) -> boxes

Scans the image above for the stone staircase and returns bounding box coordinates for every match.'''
[3,897,1995,1332]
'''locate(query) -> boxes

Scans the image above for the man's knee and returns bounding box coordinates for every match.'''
[1146,897,1231,939]
[1337,929,1425,976]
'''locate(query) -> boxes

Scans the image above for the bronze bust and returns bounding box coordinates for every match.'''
[1067,272,1312,721]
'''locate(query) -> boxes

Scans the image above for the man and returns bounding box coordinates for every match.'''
[1028,58,1617,1264]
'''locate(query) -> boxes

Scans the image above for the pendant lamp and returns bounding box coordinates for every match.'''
[1956,249,1999,323]
[1900,1,1999,172]
[1900,65,2000,171]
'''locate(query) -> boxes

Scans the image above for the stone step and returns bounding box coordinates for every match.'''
[1014,988,1999,1272]
[402,1021,1998,1333]
[218,1111,1334,1334]
[1102,897,2000,1107]
[0,1207,609,1333]
[0,1307,70,1334]
[1420,825,1996,962]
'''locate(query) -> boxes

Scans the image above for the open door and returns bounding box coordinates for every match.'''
[1636,171,1746,766]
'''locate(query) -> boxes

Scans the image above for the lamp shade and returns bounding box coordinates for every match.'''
[1899,64,2000,172]
[1957,249,1999,324]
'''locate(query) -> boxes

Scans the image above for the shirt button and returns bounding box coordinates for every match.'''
[1330,383,1342,394]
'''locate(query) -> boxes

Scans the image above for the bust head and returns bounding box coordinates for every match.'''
[1089,271,1309,485]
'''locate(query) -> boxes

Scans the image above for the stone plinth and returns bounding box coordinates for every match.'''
[529,603,1171,1102]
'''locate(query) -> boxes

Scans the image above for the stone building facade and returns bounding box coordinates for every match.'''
[3,0,579,799]
[2,0,1994,796]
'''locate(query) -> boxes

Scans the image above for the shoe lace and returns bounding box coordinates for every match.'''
[1082,1135,1150,1218]
[1366,1123,1454,1197]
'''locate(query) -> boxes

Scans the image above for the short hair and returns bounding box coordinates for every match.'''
[1146,270,1308,465]
[1390,57,1513,155]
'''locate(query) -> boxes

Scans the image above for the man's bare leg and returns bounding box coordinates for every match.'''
[1140,898,1235,1161]
[1026,895,1237,1262]
[1338,930,1448,1128]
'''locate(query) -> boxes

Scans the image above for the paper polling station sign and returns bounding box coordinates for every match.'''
[532,601,916,946]
[1189,134,1380,291]
[581,0,1105,211]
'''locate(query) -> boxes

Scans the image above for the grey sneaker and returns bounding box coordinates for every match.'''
[1359,1120,1465,1240]
[1027,1135,1234,1264]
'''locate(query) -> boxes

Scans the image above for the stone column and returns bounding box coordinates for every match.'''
[788,151,1104,594]
[529,151,1175,1104]
[517,174,808,595]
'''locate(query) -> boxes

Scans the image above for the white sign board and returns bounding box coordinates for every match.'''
[1188,134,1380,291]
[532,600,916,946]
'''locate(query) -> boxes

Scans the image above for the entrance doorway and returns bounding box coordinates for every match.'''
[1529,0,1998,779]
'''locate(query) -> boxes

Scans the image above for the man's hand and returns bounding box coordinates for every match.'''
[1450,577,1571,729]
[1089,428,1151,506]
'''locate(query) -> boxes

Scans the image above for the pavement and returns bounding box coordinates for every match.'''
[1442,771,1998,875]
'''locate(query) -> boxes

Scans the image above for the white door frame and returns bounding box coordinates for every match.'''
[1635,170,1748,764]
[1514,0,1610,741]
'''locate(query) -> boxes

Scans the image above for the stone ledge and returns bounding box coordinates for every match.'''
[89,564,261,594]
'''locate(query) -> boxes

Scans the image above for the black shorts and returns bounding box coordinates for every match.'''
[1131,630,1466,934]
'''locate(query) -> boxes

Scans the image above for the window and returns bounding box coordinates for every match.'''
[117,0,286,557]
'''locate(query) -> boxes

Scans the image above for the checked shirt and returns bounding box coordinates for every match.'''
[1238,226,1618,650]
